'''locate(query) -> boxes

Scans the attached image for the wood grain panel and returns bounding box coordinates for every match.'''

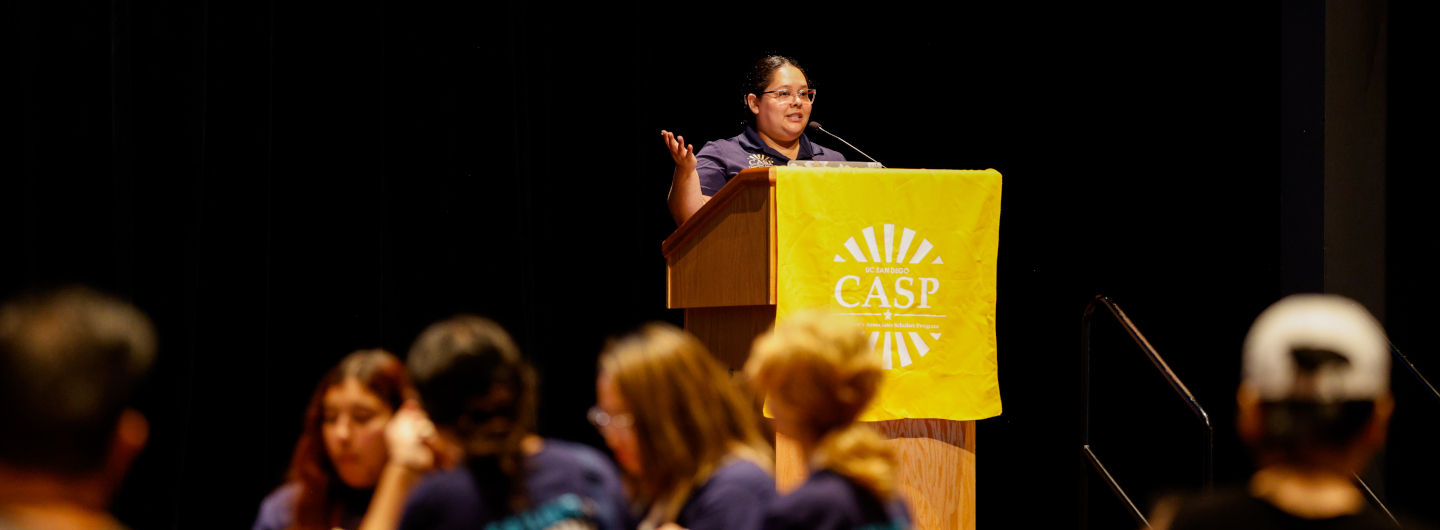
[661,168,775,256]
[665,183,772,308]
[768,183,778,305]
[684,305,777,372]
[875,419,976,530]
[776,420,975,530]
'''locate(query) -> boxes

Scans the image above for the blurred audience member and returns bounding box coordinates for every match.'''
[254,350,419,530]
[394,315,630,530]
[746,311,911,530]
[595,323,775,530]
[0,287,156,530]
[1152,294,1402,529]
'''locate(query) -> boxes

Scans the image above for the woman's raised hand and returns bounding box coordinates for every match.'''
[385,400,438,473]
[660,130,696,171]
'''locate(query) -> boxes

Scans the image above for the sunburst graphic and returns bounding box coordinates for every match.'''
[831,224,948,370]
[833,224,944,265]
[866,331,942,369]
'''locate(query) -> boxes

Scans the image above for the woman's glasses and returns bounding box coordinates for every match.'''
[587,406,634,432]
[761,88,817,104]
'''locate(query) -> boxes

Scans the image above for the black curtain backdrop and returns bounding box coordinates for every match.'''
[1381,0,1440,521]
[14,2,1427,529]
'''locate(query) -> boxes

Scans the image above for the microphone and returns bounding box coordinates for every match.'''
[807,121,884,167]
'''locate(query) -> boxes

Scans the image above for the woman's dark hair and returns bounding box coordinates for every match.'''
[287,349,414,530]
[741,55,810,125]
[407,315,536,515]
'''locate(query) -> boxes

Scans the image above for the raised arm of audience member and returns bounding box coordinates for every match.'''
[356,400,447,530]
[594,323,776,530]
[746,311,912,530]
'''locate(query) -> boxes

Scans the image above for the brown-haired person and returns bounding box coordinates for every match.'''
[1152,295,1419,529]
[746,311,911,530]
[594,323,776,530]
[0,287,156,530]
[395,315,630,530]
[254,350,428,530]
[662,55,846,226]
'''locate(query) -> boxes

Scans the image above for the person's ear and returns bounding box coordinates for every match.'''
[746,94,760,115]
[1236,383,1262,447]
[103,409,149,491]
[1363,391,1394,448]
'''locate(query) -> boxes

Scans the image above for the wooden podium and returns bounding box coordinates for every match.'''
[661,167,977,530]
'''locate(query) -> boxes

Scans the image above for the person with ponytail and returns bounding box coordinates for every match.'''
[745,311,911,530]
[394,315,630,530]
[594,323,776,530]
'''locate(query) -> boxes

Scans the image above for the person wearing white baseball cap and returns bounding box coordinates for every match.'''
[1153,294,1406,529]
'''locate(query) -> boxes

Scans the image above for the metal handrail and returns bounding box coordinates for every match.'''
[1083,445,1148,528]
[1390,340,1440,406]
[1354,473,1400,527]
[1081,295,1214,529]
[1345,340,1438,524]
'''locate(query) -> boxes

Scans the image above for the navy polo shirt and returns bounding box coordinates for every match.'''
[760,470,911,530]
[695,126,847,196]
[675,458,777,530]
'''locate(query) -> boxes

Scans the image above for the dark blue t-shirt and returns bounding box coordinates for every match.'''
[695,126,846,196]
[252,482,371,530]
[760,470,910,530]
[396,439,631,530]
[674,459,777,530]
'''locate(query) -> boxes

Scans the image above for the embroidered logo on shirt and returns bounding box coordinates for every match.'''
[747,153,776,168]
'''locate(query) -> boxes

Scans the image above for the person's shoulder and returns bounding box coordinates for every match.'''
[398,468,486,530]
[411,467,481,502]
[253,482,302,530]
[259,481,303,508]
[782,470,858,503]
[766,471,858,520]
[534,439,617,474]
[528,439,625,496]
[528,440,632,530]
[715,129,749,146]
[695,130,749,155]
[708,458,777,495]
[1162,489,1271,530]
[687,458,777,511]
[677,458,776,530]
[1164,488,1404,530]
[808,141,848,162]
[764,470,907,530]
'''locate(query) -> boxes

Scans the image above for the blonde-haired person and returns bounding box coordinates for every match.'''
[594,323,777,530]
[746,311,911,530]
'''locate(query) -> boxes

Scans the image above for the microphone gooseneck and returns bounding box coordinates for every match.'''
[807,121,884,167]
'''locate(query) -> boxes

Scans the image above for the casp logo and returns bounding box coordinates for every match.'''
[830,224,946,370]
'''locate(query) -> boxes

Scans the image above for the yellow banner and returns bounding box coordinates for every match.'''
[775,167,1002,421]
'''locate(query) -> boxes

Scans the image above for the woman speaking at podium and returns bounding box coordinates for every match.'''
[663,55,846,226]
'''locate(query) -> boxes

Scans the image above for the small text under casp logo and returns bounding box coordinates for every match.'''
[829,224,947,370]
